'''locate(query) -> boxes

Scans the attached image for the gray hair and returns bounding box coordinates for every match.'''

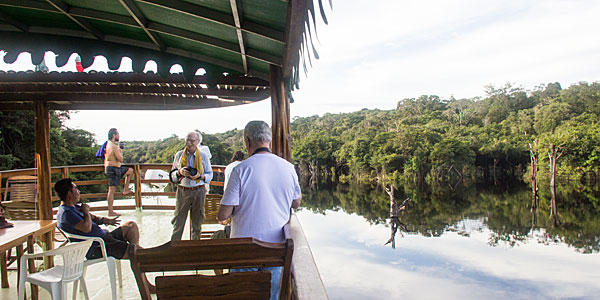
[186,131,202,143]
[244,121,272,143]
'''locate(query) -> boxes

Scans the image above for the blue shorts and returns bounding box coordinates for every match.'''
[105,166,130,186]
[231,266,282,300]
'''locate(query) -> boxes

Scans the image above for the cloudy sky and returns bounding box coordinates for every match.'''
[2,0,600,143]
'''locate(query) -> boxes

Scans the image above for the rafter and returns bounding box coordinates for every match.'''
[0,10,28,32]
[45,0,104,40]
[138,0,284,43]
[0,71,270,86]
[0,83,269,97]
[0,1,282,67]
[230,0,247,73]
[118,0,165,51]
[148,23,282,66]
[0,98,248,111]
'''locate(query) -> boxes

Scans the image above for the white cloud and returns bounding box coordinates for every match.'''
[295,210,600,300]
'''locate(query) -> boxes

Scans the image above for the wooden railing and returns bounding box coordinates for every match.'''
[0,164,225,211]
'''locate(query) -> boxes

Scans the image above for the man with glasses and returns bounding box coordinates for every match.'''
[54,178,140,259]
[170,131,213,240]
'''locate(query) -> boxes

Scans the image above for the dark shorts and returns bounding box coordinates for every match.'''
[87,227,129,260]
[105,166,130,186]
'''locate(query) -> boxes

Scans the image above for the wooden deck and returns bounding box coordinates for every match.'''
[0,202,327,300]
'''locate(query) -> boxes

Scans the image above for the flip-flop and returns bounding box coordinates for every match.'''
[0,219,14,229]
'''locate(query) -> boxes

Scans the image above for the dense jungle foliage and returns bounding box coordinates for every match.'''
[291,81,600,187]
[2,81,599,188]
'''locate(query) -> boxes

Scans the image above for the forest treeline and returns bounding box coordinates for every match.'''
[291,81,600,187]
[2,81,599,189]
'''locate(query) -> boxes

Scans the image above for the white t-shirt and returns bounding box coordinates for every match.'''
[221,153,301,243]
[223,160,242,190]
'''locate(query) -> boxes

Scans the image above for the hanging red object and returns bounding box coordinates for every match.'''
[75,55,84,72]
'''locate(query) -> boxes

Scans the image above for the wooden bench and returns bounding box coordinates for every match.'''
[129,237,294,300]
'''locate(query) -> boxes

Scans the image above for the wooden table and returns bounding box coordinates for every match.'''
[0,220,56,299]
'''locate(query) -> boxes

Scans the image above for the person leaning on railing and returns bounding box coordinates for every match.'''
[54,178,141,259]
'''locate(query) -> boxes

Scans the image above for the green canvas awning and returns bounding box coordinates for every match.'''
[0,0,330,109]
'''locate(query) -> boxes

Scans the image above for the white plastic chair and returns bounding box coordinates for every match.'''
[62,232,123,300]
[18,240,94,300]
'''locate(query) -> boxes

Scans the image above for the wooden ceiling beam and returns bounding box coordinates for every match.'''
[0,99,247,111]
[138,0,284,44]
[0,72,270,86]
[0,84,269,97]
[69,7,137,26]
[45,0,104,40]
[148,23,282,66]
[118,0,165,51]
[0,93,266,104]
[230,0,247,73]
[0,87,270,99]
[49,101,244,110]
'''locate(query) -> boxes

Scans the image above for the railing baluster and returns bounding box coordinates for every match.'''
[134,164,142,211]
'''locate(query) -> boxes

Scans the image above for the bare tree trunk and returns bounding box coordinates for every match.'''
[493,158,498,185]
[309,160,318,188]
[529,141,539,227]
[548,144,563,226]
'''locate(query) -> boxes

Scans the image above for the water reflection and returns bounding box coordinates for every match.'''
[301,182,600,253]
[298,182,600,299]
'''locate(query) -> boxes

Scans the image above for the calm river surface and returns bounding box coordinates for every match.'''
[296,183,600,300]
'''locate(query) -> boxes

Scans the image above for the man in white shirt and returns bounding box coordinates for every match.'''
[217,120,301,300]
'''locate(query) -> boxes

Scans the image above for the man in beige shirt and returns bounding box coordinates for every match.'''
[104,128,133,216]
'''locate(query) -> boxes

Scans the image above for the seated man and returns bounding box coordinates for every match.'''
[54,178,140,259]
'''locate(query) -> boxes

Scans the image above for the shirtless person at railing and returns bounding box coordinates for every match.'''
[104,128,133,217]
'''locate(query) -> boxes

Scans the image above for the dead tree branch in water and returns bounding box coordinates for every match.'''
[385,196,411,248]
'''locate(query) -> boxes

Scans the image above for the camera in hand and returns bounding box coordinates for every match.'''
[185,167,198,176]
[119,142,125,149]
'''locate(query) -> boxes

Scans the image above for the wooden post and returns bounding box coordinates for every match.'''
[134,164,142,210]
[270,64,291,161]
[34,102,52,221]
[61,167,70,179]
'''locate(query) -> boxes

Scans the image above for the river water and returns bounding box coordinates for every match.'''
[295,182,600,300]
